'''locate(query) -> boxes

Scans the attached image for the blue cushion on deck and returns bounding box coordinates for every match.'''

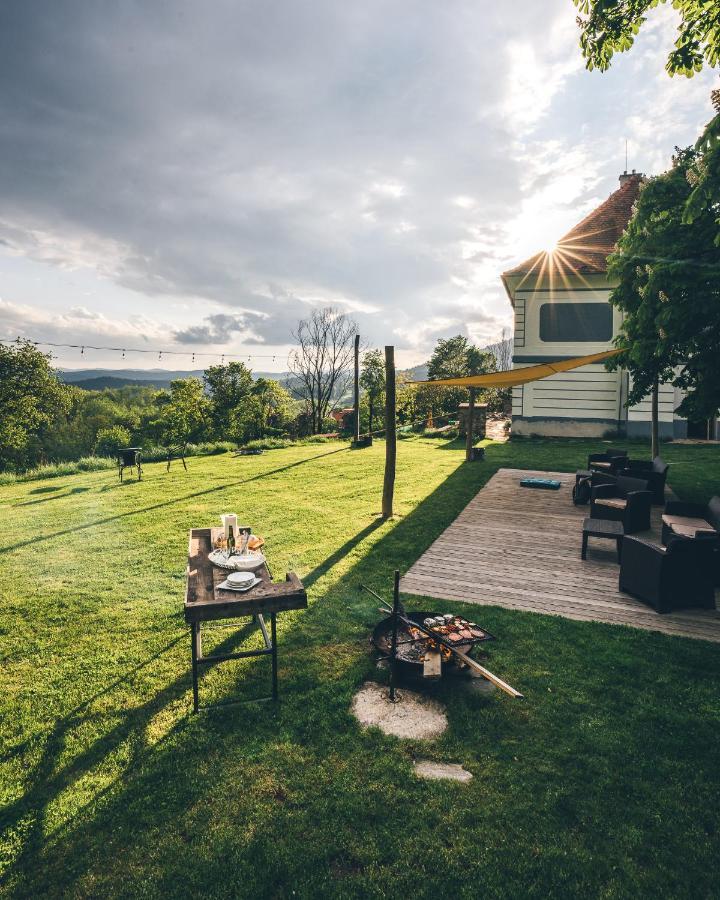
[520,477,561,490]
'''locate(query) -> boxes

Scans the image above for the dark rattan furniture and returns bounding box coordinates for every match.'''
[587,448,628,475]
[582,517,624,562]
[590,475,652,534]
[117,447,142,482]
[618,456,669,504]
[166,443,188,472]
[619,534,717,613]
[662,496,720,543]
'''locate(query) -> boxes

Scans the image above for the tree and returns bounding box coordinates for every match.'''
[203,362,254,438]
[606,144,720,454]
[360,349,386,435]
[426,335,497,421]
[0,341,72,471]
[228,378,294,444]
[288,307,357,434]
[156,378,210,446]
[573,1,720,77]
[94,425,132,456]
[685,90,720,244]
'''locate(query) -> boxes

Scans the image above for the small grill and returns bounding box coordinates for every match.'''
[363,573,523,700]
[372,610,494,677]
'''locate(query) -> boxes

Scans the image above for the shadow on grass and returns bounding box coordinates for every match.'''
[1,453,494,895]
[0,447,349,555]
[15,486,90,508]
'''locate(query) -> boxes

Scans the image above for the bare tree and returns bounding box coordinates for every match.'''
[289,307,358,434]
[487,327,513,373]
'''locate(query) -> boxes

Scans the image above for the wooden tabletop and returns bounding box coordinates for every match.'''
[184,527,307,623]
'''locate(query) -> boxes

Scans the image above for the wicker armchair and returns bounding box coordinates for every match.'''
[590,475,652,534]
[619,534,717,613]
[617,456,669,504]
[587,447,628,475]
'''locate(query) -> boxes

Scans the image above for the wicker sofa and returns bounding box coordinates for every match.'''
[619,534,717,613]
[590,476,652,534]
[587,448,629,475]
[618,456,669,505]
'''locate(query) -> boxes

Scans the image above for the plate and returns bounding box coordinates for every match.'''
[209,549,266,571]
[218,576,261,593]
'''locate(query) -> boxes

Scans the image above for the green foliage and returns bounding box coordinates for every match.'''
[156,378,210,445]
[94,425,132,456]
[360,349,386,434]
[203,362,254,436]
[685,103,720,244]
[607,143,720,421]
[0,341,73,472]
[573,0,720,76]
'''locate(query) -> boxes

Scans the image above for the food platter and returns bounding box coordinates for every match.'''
[208,549,266,571]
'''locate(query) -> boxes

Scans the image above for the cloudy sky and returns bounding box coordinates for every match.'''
[0,1,716,371]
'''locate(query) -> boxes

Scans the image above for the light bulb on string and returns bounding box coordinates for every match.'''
[81,346,84,356]
[159,351,162,360]
[122,349,126,359]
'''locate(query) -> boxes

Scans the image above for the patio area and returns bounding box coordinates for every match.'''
[401,467,720,643]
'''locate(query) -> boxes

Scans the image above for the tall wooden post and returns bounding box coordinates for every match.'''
[465,388,476,462]
[382,345,396,519]
[353,333,360,443]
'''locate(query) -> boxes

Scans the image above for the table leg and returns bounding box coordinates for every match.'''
[616,537,623,563]
[271,612,278,701]
[191,623,202,713]
[581,532,588,560]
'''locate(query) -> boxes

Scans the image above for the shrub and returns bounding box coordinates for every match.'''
[75,457,117,472]
[242,437,295,450]
[95,425,132,456]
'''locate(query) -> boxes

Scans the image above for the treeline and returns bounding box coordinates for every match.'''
[0,342,301,473]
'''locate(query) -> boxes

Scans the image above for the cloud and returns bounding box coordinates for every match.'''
[0,0,716,368]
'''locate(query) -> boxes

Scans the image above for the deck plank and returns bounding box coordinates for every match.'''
[400,467,720,643]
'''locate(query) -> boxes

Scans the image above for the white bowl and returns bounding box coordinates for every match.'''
[228,552,266,572]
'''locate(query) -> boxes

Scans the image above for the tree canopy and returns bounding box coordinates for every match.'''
[607,144,720,430]
[360,349,386,434]
[573,0,720,77]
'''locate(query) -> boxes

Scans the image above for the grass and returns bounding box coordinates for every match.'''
[0,436,719,898]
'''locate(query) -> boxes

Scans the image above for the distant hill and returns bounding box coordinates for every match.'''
[59,368,294,390]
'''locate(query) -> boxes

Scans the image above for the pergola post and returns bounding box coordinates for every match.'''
[382,346,396,519]
[465,388,476,462]
[353,333,360,444]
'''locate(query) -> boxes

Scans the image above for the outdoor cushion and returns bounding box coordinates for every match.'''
[661,514,716,534]
[520,477,561,490]
[595,498,627,510]
[593,460,613,469]
[671,524,711,539]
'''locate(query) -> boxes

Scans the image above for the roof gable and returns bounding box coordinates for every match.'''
[503,173,643,285]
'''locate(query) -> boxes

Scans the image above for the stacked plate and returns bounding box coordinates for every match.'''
[218,570,260,592]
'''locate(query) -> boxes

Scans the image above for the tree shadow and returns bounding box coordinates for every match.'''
[28,485,63,495]
[15,486,91,507]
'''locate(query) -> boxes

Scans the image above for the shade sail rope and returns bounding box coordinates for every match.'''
[409,348,623,389]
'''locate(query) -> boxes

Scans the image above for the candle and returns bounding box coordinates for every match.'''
[221,513,237,539]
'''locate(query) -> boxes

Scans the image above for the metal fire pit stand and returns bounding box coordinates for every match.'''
[184,527,307,713]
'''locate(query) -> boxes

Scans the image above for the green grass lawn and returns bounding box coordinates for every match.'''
[1,436,719,899]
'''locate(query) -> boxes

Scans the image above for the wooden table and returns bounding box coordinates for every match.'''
[184,527,307,712]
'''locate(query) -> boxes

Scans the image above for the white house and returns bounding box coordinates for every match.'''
[501,171,688,440]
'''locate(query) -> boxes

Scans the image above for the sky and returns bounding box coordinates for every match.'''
[0,1,716,372]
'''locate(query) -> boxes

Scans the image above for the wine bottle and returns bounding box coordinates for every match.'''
[227,525,235,557]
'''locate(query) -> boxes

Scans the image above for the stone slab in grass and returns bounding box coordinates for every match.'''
[351,681,447,740]
[413,760,473,782]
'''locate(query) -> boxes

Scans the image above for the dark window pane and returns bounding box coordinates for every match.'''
[539,303,613,342]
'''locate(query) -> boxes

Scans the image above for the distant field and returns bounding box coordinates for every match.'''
[1,437,719,898]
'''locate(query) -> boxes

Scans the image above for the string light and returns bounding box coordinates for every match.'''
[1,336,285,362]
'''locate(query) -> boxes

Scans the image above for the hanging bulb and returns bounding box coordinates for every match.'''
[81,346,84,356]
[192,352,195,364]
[122,349,126,359]
[159,351,163,360]
[221,354,225,365]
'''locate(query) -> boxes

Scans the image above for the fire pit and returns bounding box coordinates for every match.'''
[372,610,495,679]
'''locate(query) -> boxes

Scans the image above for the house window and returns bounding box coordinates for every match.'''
[539,303,613,342]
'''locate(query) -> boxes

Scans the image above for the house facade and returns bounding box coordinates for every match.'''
[501,172,687,440]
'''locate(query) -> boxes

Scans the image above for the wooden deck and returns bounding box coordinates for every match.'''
[401,467,720,643]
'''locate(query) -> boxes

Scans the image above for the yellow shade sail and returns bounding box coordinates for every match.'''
[411,348,623,389]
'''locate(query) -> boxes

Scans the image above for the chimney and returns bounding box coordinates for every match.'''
[619,168,642,185]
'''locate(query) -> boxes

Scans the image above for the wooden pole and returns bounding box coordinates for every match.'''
[465,387,476,462]
[353,333,360,444]
[382,345,396,519]
[388,569,401,702]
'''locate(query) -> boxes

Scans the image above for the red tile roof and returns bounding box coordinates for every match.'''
[503,173,643,282]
